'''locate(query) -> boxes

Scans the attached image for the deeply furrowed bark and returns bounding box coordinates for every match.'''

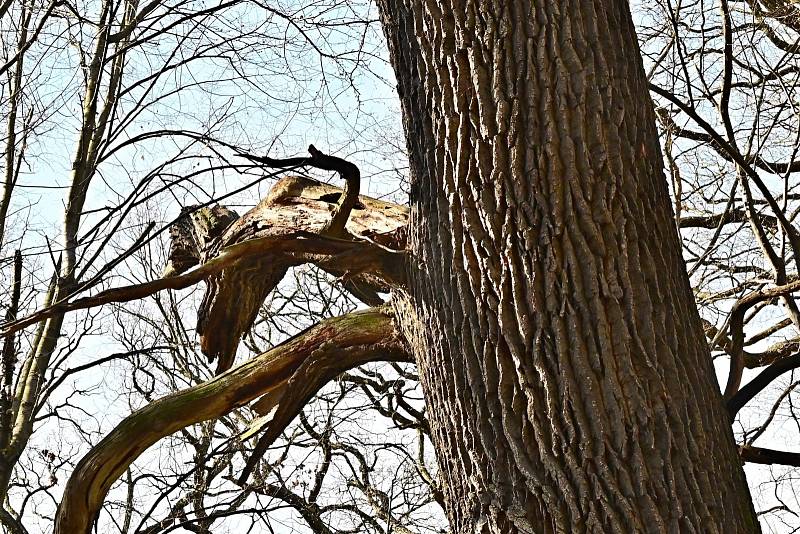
[377,0,759,532]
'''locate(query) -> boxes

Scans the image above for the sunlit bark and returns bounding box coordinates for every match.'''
[378,0,760,531]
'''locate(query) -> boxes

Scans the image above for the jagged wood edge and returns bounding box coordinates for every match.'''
[238,144,360,239]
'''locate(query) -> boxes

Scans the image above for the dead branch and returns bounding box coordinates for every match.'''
[162,205,239,277]
[53,307,411,534]
[238,144,361,238]
[1,175,410,374]
[1,231,405,332]
[184,174,407,372]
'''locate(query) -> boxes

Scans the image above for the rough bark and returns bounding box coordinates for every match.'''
[377,1,759,532]
[161,204,240,278]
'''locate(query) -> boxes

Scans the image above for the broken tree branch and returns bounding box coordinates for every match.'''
[1,231,406,338]
[185,174,407,373]
[1,176,409,345]
[53,307,410,534]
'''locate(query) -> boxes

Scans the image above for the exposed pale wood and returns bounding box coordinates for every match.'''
[191,174,408,372]
[1,175,409,375]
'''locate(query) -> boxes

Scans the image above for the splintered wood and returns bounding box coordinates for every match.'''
[164,175,408,373]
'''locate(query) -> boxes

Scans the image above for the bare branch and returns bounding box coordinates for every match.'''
[728,352,800,418]
[54,307,411,534]
[1,231,405,338]
[650,83,800,258]
[722,279,800,400]
[739,445,800,467]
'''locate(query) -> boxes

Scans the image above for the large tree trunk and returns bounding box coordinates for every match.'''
[377,1,759,532]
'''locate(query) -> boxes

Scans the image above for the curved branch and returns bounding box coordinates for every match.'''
[54,307,410,534]
[727,352,800,418]
[1,232,406,338]
[722,279,800,399]
[238,144,360,238]
[238,335,388,482]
